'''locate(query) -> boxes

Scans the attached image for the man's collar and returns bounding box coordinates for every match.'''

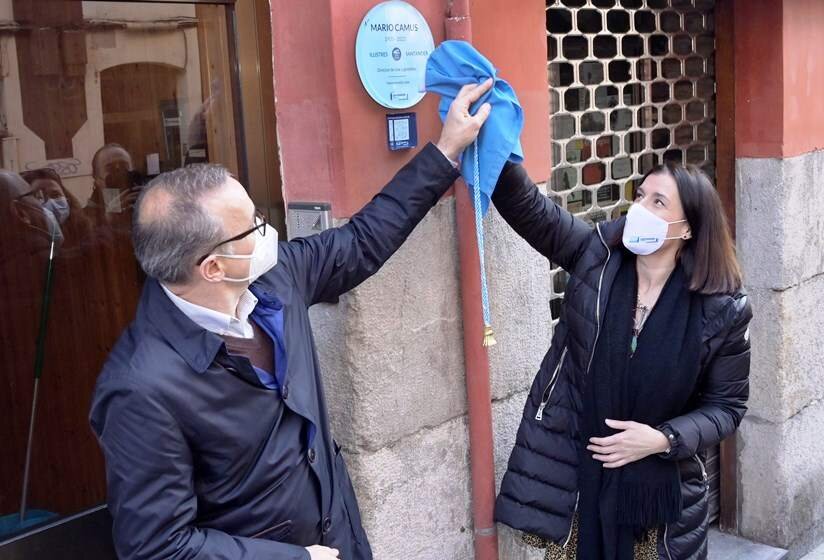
[160,284,258,339]
[140,279,226,373]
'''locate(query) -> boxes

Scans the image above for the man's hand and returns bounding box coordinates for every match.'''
[436,78,494,162]
[586,419,671,469]
[306,545,340,559]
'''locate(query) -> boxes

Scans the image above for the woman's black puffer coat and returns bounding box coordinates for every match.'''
[492,163,753,560]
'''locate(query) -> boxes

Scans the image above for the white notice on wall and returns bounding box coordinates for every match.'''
[392,118,410,142]
[147,153,160,176]
[355,1,435,109]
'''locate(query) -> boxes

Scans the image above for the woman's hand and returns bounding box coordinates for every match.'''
[587,419,670,469]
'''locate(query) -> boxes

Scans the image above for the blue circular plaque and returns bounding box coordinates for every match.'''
[355,1,435,109]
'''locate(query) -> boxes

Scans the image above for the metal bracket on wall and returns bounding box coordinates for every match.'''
[286,202,332,240]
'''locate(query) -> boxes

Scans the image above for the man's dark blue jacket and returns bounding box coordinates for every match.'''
[89,144,459,560]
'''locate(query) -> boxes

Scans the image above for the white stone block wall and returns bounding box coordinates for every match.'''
[736,150,824,558]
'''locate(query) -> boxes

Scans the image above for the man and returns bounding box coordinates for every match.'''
[90,80,492,559]
[88,143,140,221]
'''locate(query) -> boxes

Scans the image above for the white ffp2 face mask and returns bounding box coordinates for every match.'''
[214,225,279,284]
[622,203,688,256]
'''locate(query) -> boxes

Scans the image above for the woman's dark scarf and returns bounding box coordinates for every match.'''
[577,252,702,559]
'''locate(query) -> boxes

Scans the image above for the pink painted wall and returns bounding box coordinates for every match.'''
[269,0,344,211]
[735,0,824,159]
[781,0,824,157]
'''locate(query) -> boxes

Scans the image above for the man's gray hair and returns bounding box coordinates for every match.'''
[132,164,230,284]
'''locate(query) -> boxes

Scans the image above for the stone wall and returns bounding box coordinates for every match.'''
[312,183,554,560]
[736,150,824,558]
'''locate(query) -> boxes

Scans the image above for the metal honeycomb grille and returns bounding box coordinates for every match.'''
[546,0,717,322]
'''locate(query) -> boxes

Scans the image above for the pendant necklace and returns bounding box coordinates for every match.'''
[631,297,650,356]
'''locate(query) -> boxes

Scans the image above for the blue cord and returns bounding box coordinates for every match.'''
[472,138,495,347]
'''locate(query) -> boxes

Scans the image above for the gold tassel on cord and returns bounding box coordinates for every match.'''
[482,324,497,348]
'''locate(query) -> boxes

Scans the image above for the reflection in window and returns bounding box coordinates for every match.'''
[596,135,620,158]
[0,0,248,531]
[566,138,591,163]
[565,88,591,112]
[581,112,606,135]
[595,85,620,109]
[621,35,644,58]
[549,62,575,87]
[580,61,605,85]
[566,188,593,212]
[577,9,603,33]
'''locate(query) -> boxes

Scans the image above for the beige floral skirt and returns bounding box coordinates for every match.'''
[521,515,659,560]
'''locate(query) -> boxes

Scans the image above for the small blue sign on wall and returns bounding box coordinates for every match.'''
[355,1,435,109]
[386,112,417,151]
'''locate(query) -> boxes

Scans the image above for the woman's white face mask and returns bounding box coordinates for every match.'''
[213,225,278,284]
[622,203,688,256]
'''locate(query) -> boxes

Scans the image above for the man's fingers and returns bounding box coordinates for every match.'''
[306,545,340,560]
[452,83,477,111]
[456,83,476,101]
[462,77,494,104]
[472,102,492,126]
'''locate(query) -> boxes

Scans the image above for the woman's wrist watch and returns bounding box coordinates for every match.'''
[658,425,677,457]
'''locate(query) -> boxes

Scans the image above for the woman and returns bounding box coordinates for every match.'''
[493,161,752,560]
[21,168,96,253]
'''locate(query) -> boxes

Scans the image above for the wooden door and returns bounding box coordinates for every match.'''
[101,63,182,175]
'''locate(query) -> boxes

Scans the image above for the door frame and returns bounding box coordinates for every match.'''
[714,0,739,535]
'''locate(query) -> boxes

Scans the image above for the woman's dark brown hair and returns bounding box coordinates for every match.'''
[20,167,82,208]
[643,162,742,295]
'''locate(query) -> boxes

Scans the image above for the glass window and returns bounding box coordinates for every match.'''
[0,0,276,532]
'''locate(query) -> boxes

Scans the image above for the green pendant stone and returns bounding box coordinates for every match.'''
[631,335,638,354]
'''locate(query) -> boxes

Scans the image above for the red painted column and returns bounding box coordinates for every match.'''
[733,0,784,158]
[472,0,551,182]
[734,0,824,159]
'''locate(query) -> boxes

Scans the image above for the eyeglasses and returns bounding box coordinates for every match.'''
[12,191,44,209]
[196,209,267,265]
